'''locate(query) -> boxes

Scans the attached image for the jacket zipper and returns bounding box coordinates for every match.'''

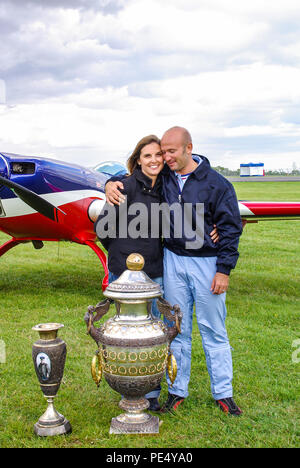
[176,174,193,204]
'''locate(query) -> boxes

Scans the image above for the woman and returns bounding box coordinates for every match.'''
[95,135,165,411]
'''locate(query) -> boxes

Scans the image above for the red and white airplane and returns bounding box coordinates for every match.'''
[0,152,299,291]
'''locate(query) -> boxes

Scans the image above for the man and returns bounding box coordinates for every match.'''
[105,127,243,416]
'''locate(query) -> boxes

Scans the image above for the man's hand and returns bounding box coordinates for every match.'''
[210,224,219,243]
[210,272,229,295]
[105,181,125,206]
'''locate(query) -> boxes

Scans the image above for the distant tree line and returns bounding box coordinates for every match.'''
[213,166,240,176]
[213,166,300,176]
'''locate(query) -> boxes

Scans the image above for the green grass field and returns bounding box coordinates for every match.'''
[0,182,299,448]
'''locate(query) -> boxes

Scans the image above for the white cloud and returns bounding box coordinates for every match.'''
[167,0,300,19]
[0,80,5,104]
[1,0,128,14]
[121,1,269,54]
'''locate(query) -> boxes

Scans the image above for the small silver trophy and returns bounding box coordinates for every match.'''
[32,323,71,436]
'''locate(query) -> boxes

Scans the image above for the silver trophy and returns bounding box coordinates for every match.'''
[85,253,182,434]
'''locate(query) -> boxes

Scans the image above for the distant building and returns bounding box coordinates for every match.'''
[240,162,265,177]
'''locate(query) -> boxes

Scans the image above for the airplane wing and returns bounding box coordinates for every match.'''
[239,201,300,221]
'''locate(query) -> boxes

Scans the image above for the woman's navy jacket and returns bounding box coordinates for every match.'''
[95,168,163,279]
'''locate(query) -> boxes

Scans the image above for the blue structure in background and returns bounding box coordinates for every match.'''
[240,162,264,177]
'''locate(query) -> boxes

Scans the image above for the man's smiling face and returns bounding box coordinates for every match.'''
[161,129,193,174]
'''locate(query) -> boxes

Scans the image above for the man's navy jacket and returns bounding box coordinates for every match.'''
[160,155,243,275]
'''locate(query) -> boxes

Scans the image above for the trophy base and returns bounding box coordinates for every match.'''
[33,396,72,437]
[34,418,72,437]
[110,414,159,434]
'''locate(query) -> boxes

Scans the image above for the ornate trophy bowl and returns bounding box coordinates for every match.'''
[32,323,71,437]
[85,254,182,434]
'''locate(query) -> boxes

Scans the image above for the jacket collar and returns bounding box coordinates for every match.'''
[134,167,162,190]
[162,154,211,181]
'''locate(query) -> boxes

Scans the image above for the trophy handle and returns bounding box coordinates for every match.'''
[84,299,111,344]
[167,352,178,387]
[91,351,102,388]
[157,298,183,341]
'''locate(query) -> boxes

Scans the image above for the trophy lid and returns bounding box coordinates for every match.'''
[103,253,162,300]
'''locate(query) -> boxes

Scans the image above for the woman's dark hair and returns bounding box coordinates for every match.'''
[127,135,161,175]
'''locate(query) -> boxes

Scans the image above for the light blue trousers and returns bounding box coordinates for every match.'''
[163,249,233,400]
[108,272,162,399]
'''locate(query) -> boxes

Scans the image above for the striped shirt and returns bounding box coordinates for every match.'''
[175,155,202,193]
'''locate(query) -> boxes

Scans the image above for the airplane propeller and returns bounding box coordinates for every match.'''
[0,174,65,222]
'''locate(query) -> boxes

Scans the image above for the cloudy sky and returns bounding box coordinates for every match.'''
[0,0,299,170]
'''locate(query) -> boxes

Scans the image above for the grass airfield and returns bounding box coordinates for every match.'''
[0,182,299,448]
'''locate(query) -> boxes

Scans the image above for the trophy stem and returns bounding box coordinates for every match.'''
[39,397,64,426]
[34,396,72,437]
[110,398,159,434]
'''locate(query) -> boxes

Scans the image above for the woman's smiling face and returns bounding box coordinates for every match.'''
[138,142,164,179]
